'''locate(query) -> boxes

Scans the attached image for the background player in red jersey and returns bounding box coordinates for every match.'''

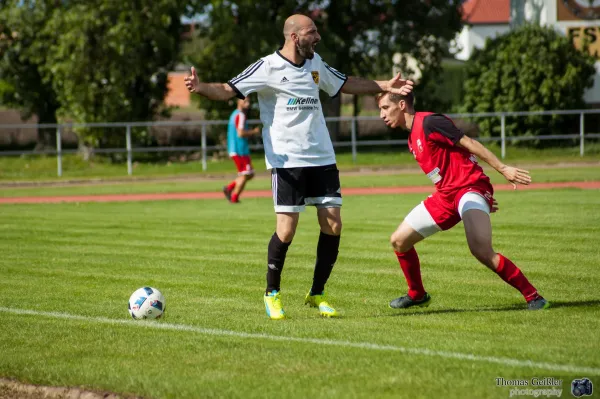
[223,97,261,204]
[376,91,549,311]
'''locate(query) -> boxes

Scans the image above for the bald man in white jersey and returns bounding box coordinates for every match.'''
[186,14,414,320]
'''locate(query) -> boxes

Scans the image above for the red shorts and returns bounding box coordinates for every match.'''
[423,182,494,231]
[231,155,254,175]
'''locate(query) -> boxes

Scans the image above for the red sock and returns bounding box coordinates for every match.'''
[226,181,236,191]
[231,193,239,203]
[395,248,426,300]
[495,253,538,301]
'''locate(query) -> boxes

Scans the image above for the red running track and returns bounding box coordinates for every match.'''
[1,181,599,204]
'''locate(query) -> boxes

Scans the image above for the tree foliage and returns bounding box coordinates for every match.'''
[0,0,62,149]
[1,0,464,149]
[183,0,464,120]
[182,1,298,120]
[1,0,194,149]
[460,24,596,140]
[42,0,187,148]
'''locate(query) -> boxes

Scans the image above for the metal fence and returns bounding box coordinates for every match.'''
[0,109,599,177]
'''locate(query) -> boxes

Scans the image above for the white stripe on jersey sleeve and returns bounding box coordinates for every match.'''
[228,59,269,99]
[324,63,346,81]
[230,60,264,85]
[317,55,348,97]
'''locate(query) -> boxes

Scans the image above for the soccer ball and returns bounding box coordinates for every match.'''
[128,287,165,320]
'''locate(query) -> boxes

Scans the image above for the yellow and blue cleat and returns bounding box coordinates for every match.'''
[264,290,286,320]
[305,291,339,318]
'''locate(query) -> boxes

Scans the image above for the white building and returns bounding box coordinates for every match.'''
[454,0,600,105]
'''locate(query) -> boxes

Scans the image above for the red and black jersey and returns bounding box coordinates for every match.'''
[408,112,492,200]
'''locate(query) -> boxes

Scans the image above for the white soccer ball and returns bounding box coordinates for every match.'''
[128,287,165,320]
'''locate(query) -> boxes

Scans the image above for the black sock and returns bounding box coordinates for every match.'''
[311,232,340,295]
[266,232,291,294]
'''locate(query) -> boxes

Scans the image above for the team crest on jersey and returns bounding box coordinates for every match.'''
[311,71,320,84]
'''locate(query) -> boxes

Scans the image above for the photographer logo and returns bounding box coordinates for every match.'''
[571,378,593,397]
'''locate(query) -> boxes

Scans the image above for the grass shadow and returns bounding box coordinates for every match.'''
[378,299,600,317]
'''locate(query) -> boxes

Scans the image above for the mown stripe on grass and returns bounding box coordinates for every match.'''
[1,306,599,375]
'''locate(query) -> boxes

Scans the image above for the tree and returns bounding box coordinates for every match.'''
[417,59,467,113]
[460,24,596,141]
[183,0,464,124]
[182,1,299,121]
[0,0,62,150]
[308,0,463,115]
[41,0,188,150]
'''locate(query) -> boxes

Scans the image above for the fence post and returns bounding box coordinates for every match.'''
[126,125,132,176]
[500,114,506,159]
[56,126,62,177]
[580,112,585,157]
[351,117,357,163]
[201,123,207,171]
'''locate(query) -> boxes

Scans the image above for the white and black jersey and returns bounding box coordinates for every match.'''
[227,51,347,169]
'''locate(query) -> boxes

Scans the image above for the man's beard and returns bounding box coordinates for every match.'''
[296,41,315,59]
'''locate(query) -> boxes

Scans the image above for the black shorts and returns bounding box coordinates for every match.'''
[271,164,342,212]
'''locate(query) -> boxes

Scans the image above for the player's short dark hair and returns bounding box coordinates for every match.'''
[376,92,415,108]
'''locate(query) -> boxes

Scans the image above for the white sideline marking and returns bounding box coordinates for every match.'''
[1,306,599,375]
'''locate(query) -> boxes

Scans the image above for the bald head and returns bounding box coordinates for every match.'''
[281,14,320,61]
[283,14,315,39]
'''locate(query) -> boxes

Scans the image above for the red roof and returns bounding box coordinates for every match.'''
[462,0,510,24]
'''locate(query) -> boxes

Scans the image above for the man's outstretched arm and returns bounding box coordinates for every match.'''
[341,73,414,96]
[184,67,237,101]
[457,135,531,189]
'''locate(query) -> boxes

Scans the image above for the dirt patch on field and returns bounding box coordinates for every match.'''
[1,161,599,189]
[1,181,599,204]
[0,379,141,399]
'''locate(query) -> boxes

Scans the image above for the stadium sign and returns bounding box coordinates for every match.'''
[558,0,600,20]
[567,26,600,59]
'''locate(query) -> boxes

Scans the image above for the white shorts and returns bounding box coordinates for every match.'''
[404,192,490,238]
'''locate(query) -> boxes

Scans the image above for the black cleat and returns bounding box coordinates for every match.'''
[389,293,432,309]
[527,296,550,310]
[222,186,232,202]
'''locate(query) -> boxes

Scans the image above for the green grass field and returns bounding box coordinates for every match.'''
[1,143,599,181]
[1,183,599,398]
[1,165,600,199]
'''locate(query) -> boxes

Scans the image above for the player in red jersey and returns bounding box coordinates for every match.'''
[376,92,549,311]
